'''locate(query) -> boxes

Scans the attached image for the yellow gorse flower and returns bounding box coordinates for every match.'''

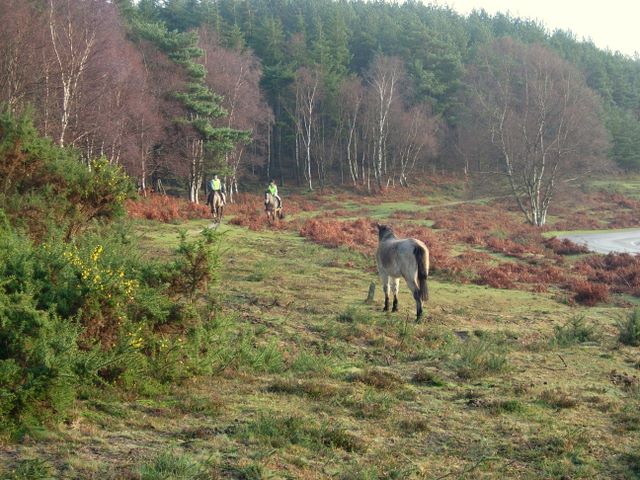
[91,245,104,262]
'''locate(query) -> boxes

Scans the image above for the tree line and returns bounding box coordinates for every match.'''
[1,0,639,223]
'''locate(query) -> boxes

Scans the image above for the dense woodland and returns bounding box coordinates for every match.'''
[2,0,640,207]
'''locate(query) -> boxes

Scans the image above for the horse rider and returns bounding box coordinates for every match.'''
[266,179,282,208]
[209,174,226,204]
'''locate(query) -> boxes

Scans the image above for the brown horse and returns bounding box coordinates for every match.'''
[265,192,283,221]
[376,224,429,321]
[206,191,225,222]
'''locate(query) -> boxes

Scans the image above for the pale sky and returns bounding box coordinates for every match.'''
[431,0,640,58]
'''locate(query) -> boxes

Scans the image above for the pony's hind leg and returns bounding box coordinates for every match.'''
[381,275,390,311]
[391,278,400,312]
[412,288,423,321]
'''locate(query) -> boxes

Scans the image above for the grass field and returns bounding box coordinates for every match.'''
[2,181,640,479]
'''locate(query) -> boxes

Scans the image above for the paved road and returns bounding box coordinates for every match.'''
[560,229,640,254]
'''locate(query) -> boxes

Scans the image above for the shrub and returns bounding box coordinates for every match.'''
[0,111,232,434]
[544,237,590,255]
[169,229,220,301]
[0,111,133,240]
[567,279,609,306]
[33,227,143,348]
[0,290,81,434]
[299,218,376,253]
[618,308,640,346]
[0,224,83,433]
[553,316,599,347]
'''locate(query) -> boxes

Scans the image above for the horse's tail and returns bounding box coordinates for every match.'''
[414,245,429,301]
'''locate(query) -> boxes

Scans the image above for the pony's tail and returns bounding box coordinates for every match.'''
[414,245,429,301]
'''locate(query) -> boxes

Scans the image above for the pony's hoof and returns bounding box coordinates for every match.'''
[392,307,398,312]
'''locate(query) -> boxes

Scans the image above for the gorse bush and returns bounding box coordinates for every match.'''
[36,229,141,348]
[0,221,80,433]
[0,111,230,436]
[0,111,133,240]
[0,290,80,433]
[0,218,142,434]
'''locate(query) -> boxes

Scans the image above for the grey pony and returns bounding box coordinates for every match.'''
[376,224,429,321]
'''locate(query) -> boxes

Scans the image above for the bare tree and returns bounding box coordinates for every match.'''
[200,29,273,201]
[1,0,163,187]
[0,1,47,113]
[338,76,365,186]
[366,55,404,189]
[388,103,441,187]
[293,66,322,191]
[465,38,610,226]
[135,38,187,194]
[47,0,102,147]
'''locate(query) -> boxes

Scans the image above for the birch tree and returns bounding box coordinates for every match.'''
[367,55,403,189]
[47,0,100,147]
[338,77,364,186]
[466,39,610,226]
[293,66,322,191]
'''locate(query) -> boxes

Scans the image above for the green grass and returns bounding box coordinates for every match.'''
[3,187,640,479]
[139,451,210,480]
[1,459,54,480]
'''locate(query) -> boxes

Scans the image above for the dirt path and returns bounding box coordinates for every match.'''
[561,229,640,254]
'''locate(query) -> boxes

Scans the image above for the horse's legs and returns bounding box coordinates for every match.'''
[412,288,423,321]
[405,276,423,321]
[391,277,400,312]
[381,275,390,311]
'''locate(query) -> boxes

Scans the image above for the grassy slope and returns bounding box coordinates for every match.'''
[2,191,640,479]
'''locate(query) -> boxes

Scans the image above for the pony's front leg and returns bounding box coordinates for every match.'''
[391,278,400,312]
